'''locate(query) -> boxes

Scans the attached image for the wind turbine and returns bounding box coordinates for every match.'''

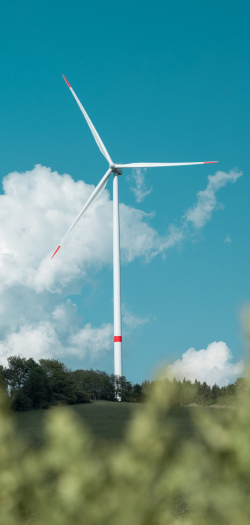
[51,74,218,384]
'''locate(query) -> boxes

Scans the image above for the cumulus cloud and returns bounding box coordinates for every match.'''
[0,294,113,368]
[165,341,244,386]
[127,169,152,202]
[185,169,242,229]
[0,317,113,367]
[0,322,57,367]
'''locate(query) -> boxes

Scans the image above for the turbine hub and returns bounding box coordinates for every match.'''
[110,164,122,175]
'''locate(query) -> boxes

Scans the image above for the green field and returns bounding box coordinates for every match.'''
[13,401,198,448]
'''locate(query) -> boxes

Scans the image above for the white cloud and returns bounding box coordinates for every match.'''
[127,168,152,202]
[151,224,185,257]
[0,322,57,367]
[122,307,149,332]
[0,316,113,367]
[225,234,232,243]
[68,323,113,359]
[185,169,242,229]
[165,341,244,387]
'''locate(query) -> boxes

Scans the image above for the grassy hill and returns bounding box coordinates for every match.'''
[13,400,197,448]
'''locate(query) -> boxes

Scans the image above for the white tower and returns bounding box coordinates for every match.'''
[113,170,122,378]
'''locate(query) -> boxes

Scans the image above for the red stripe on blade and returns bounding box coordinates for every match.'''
[51,245,61,259]
[114,336,122,342]
[204,161,218,164]
[62,75,71,88]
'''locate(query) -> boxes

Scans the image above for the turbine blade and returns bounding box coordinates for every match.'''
[51,169,112,258]
[116,161,218,168]
[62,75,112,165]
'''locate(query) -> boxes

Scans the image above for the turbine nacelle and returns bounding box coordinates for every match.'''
[111,165,123,175]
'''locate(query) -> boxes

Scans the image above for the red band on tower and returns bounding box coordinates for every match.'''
[114,336,122,342]
[204,161,218,164]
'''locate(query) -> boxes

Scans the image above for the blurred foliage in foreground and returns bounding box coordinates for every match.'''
[1,370,250,525]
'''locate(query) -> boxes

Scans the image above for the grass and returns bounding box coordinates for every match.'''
[13,401,199,448]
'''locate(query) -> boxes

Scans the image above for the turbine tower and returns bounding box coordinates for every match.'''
[51,75,218,383]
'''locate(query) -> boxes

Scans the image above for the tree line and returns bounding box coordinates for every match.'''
[0,355,247,411]
[0,356,143,410]
[142,376,249,406]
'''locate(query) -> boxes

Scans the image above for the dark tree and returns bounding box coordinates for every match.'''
[211,383,220,400]
[23,362,52,408]
[132,383,143,402]
[73,369,116,401]
[39,359,77,404]
[4,356,30,395]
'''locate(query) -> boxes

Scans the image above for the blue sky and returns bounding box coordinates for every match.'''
[0,0,249,385]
